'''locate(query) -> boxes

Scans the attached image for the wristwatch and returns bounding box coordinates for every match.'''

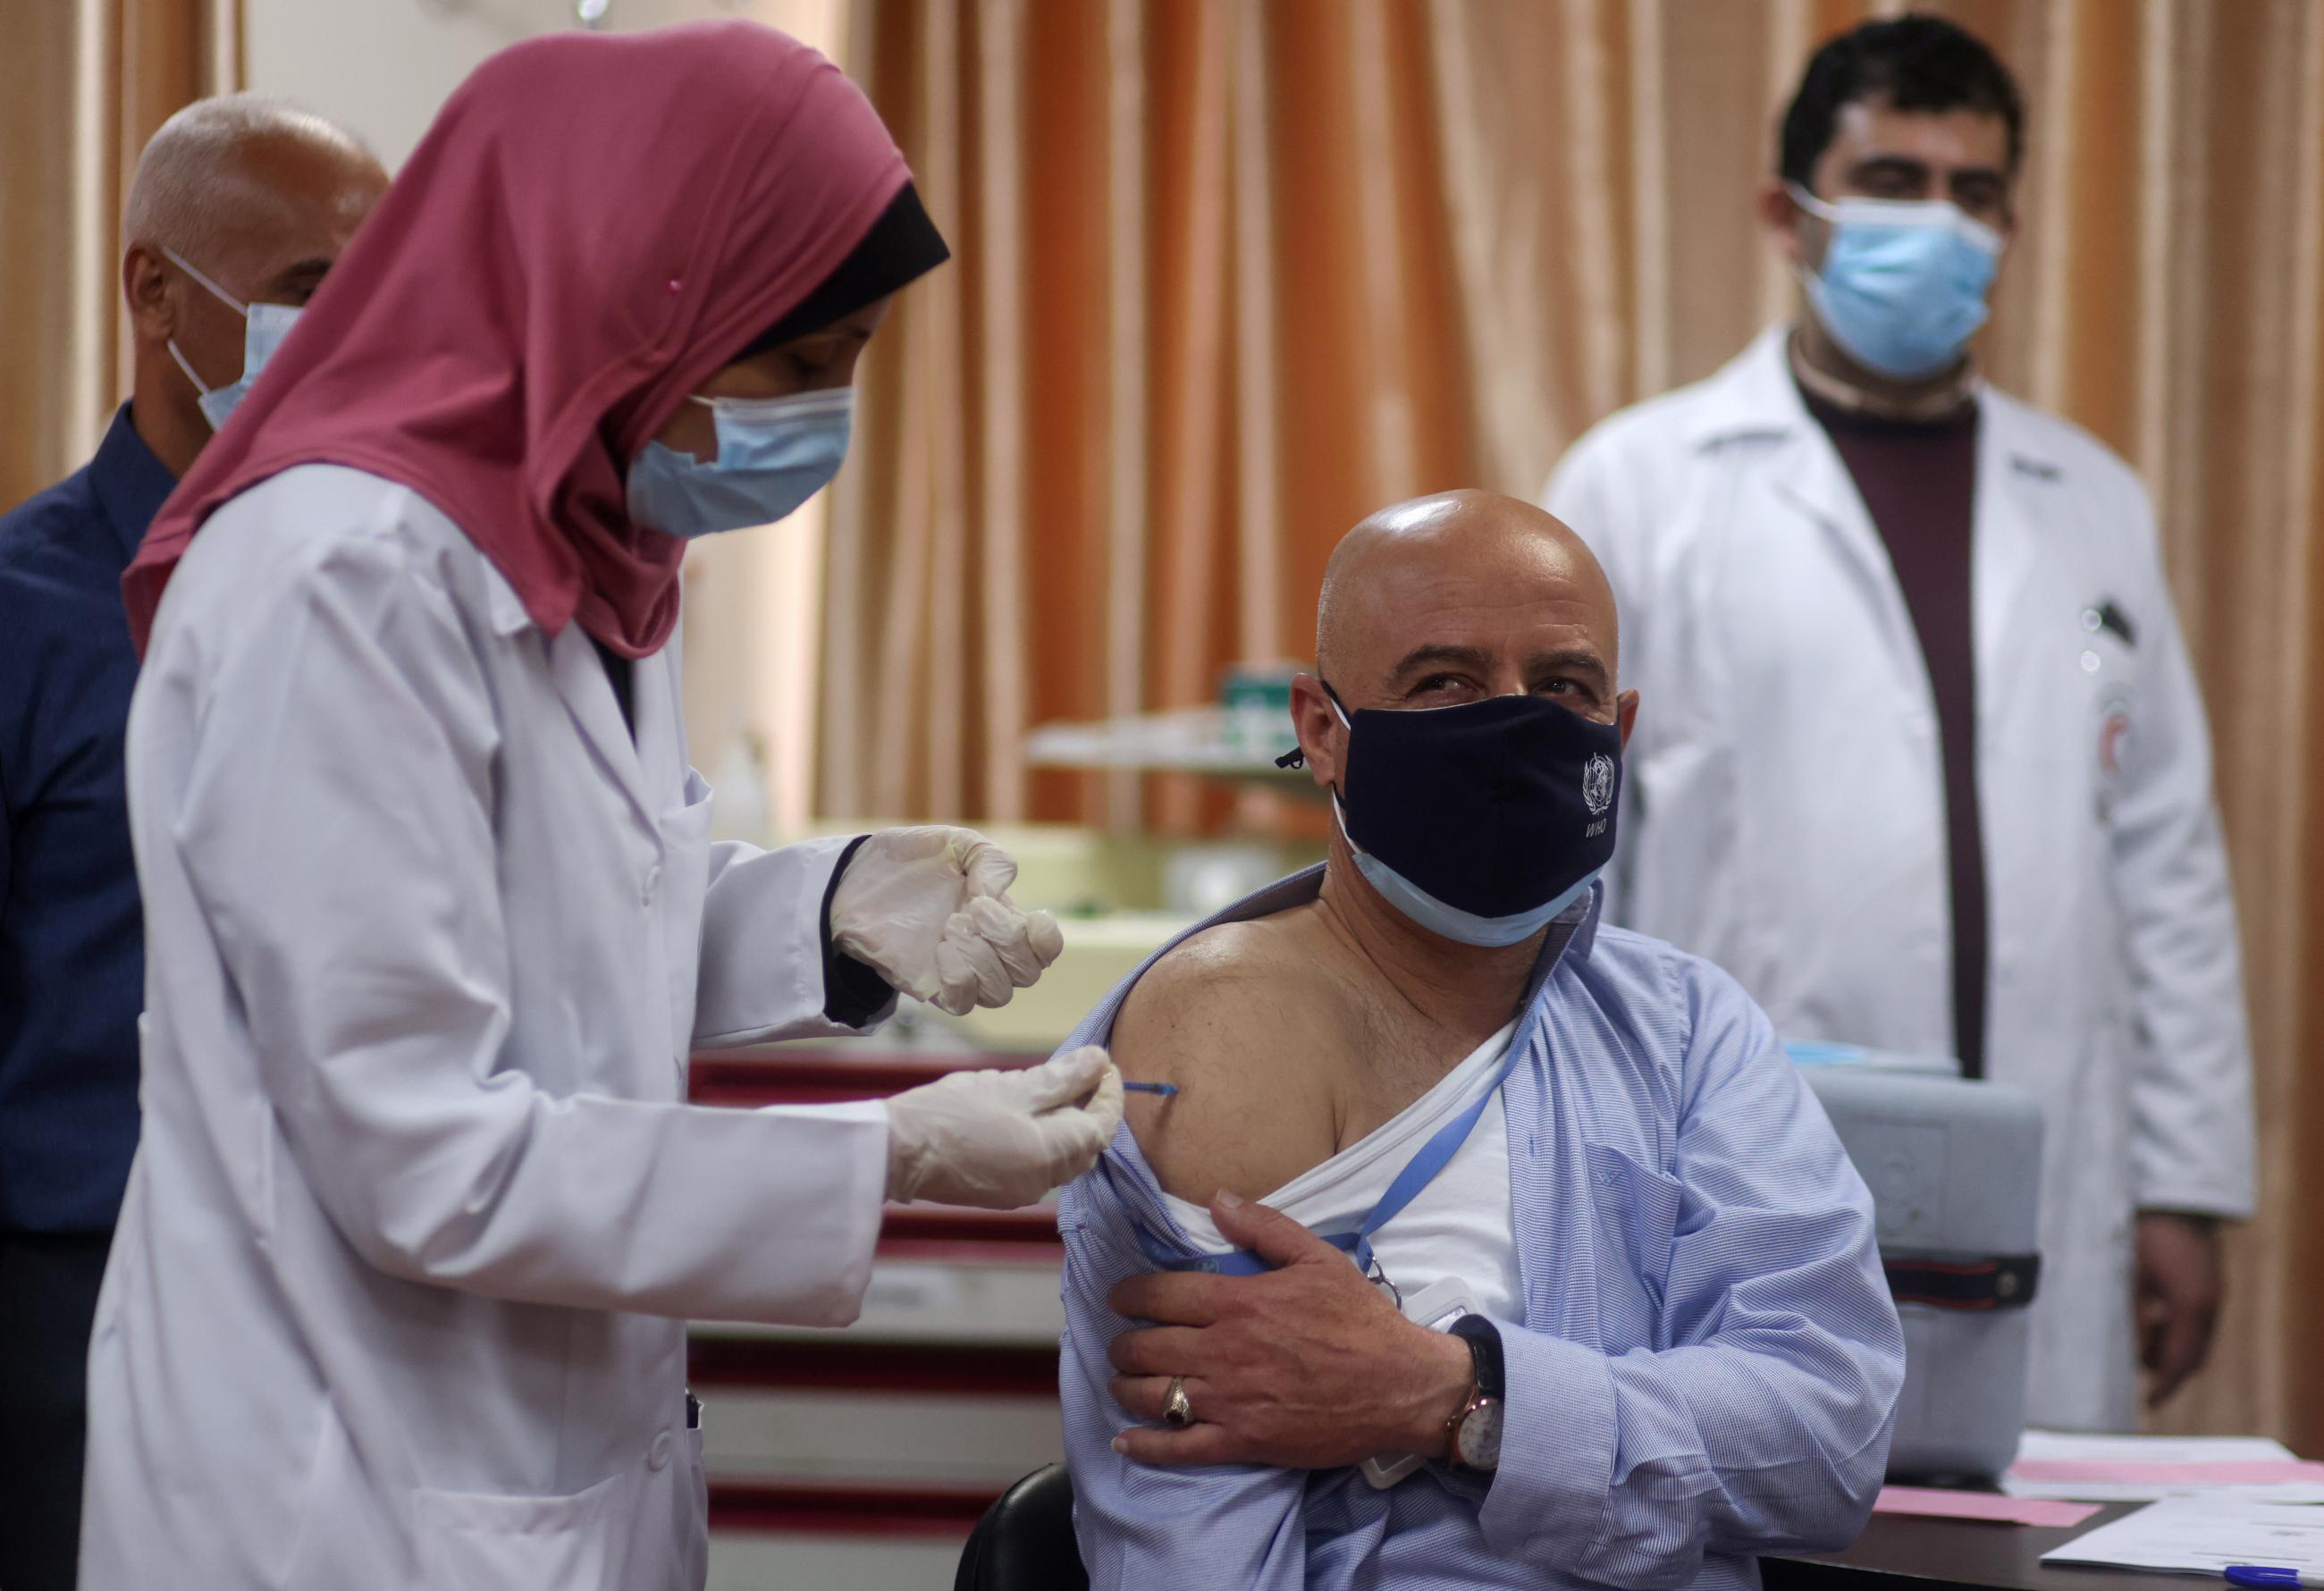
[1444,1315,1504,1472]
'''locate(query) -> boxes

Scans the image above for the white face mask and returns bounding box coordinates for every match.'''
[161,246,305,431]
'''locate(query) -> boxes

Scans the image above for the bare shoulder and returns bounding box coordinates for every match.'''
[1111,908,1348,1206]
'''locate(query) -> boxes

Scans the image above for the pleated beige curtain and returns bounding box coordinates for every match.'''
[829,0,2324,1443]
[826,0,1487,833]
[0,0,241,510]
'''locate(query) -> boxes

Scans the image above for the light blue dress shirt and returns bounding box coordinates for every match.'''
[1055,869,1905,1590]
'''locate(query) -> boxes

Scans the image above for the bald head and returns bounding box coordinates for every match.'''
[1315,489,1621,700]
[1291,489,1634,793]
[123,96,380,270]
[122,95,388,476]
[1291,488,1637,851]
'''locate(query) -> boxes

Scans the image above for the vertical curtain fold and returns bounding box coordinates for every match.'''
[1104,0,1149,829]
[1225,0,1284,671]
[973,0,1029,821]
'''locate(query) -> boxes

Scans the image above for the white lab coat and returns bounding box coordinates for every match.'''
[1545,326,2255,1432]
[81,465,897,1590]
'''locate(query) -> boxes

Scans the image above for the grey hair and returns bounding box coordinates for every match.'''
[122,94,374,265]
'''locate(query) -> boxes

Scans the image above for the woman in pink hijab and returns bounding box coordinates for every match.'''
[83,25,1118,1591]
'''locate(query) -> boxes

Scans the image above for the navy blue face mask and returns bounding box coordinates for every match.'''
[1289,686,1623,946]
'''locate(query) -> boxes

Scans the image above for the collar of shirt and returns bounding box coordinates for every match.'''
[89,402,180,567]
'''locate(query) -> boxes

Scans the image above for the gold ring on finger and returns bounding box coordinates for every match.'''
[1163,1375,1194,1429]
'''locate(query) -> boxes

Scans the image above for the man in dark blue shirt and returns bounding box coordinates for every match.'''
[0,95,383,1590]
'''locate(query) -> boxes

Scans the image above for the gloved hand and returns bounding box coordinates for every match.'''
[886,1047,1124,1208]
[830,828,1065,1017]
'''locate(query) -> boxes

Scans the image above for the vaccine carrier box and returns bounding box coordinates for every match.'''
[1793,1048,2044,1482]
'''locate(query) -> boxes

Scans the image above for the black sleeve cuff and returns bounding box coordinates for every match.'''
[820,834,897,1027]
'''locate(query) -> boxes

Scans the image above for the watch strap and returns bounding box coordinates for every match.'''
[1449,1313,1504,1400]
[1444,1315,1504,1472]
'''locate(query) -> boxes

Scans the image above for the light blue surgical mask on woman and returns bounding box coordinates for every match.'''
[626,387,855,540]
[161,246,303,431]
[1789,184,2002,380]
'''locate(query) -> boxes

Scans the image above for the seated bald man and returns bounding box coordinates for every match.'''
[1054,492,1906,1590]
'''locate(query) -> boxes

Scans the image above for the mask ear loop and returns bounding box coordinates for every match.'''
[158,246,249,315]
[1284,684,1373,877]
[1274,680,1351,770]
[157,246,248,403]
[164,340,216,400]
[1785,181,1839,224]
[1784,183,1840,306]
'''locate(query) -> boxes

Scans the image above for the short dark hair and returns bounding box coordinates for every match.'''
[1778,13,2026,189]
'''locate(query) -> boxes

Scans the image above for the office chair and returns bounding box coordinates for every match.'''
[954,1464,1087,1591]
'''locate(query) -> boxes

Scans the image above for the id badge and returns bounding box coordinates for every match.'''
[1360,1278,1476,1489]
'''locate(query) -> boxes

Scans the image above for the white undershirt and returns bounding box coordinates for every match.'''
[1161,1019,1524,1322]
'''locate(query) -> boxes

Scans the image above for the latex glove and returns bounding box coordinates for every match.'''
[886,1046,1124,1208]
[830,828,1065,1017]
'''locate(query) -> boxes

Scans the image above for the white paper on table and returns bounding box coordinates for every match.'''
[2039,1496,2324,1576]
[2009,1484,2324,1504]
[2017,1433,2299,1466]
[2003,1431,2324,1503]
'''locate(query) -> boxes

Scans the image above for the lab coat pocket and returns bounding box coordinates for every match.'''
[661,769,717,906]
[665,1425,710,1591]
[685,1427,709,1566]
[1583,1141,1686,1348]
[412,1471,622,1591]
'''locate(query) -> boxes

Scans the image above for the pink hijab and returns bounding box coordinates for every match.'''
[125,21,912,659]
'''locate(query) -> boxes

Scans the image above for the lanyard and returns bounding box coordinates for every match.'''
[1134,1030,1529,1282]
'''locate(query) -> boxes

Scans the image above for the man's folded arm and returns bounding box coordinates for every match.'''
[1477,960,1906,1589]
[1057,1166,1309,1591]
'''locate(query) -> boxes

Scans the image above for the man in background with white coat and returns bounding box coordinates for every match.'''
[1544,14,2253,1430]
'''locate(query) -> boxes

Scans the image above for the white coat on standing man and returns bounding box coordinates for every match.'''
[1545,16,2252,1433]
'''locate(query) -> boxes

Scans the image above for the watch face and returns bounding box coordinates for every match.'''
[1455,1397,1503,1469]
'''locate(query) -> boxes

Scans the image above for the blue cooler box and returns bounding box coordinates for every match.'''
[1793,1049,2043,1482]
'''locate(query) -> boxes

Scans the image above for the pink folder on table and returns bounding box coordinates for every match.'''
[1874,1486,2103,1528]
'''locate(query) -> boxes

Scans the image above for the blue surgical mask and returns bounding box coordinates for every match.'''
[162,246,303,431]
[1324,687,1621,947]
[626,387,854,540]
[1789,185,2001,380]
